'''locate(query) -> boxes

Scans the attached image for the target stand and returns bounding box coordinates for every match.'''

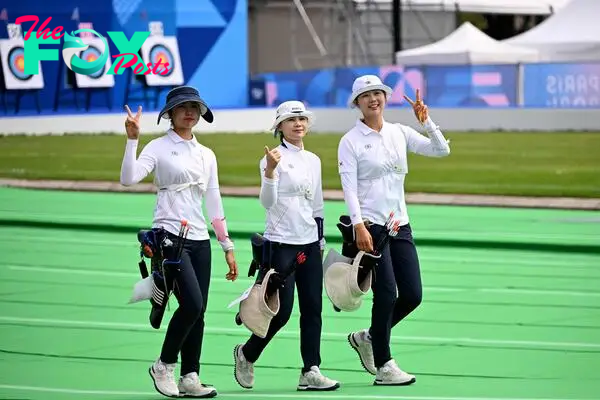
[0,38,43,114]
[53,61,83,112]
[53,37,115,112]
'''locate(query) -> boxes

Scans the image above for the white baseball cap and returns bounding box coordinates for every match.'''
[347,75,393,108]
[271,100,315,131]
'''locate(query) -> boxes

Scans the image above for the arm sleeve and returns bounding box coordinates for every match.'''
[338,137,363,226]
[120,139,156,185]
[259,157,278,209]
[204,153,224,220]
[403,117,451,157]
[204,152,234,252]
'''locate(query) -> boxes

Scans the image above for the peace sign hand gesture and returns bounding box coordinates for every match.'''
[124,105,142,140]
[403,89,428,125]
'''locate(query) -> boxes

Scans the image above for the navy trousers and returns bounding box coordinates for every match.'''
[242,240,323,372]
[367,223,423,368]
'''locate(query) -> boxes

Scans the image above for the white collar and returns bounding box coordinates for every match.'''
[282,138,304,151]
[167,128,198,144]
[356,118,385,136]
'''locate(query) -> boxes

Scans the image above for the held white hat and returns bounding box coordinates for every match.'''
[238,269,281,338]
[347,75,393,108]
[270,100,315,132]
[323,250,374,312]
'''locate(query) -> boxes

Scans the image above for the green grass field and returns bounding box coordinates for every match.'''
[1,132,599,198]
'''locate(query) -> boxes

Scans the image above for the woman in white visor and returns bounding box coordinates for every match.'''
[337,75,450,385]
[233,100,340,392]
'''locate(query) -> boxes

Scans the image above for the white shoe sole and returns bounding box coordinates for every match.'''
[179,386,218,398]
[374,376,416,386]
[149,367,180,398]
[297,382,341,391]
[347,333,376,375]
[233,344,253,389]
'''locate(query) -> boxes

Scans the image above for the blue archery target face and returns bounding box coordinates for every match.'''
[149,44,173,76]
[8,46,31,81]
[79,45,105,78]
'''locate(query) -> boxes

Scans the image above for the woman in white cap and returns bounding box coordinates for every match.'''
[338,75,450,385]
[233,100,340,392]
[120,86,239,398]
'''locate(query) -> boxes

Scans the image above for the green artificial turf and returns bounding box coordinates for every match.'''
[1,131,599,197]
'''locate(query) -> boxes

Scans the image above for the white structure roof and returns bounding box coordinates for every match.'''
[395,21,540,65]
[353,0,572,15]
[502,0,600,61]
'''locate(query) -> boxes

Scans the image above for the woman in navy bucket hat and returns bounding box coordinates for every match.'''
[120,85,238,398]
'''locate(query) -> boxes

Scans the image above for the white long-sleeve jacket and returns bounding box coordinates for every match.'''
[337,116,450,227]
[120,129,233,250]
[259,139,324,247]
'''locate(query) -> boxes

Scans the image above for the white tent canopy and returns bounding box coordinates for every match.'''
[502,0,600,61]
[353,0,570,15]
[394,21,540,65]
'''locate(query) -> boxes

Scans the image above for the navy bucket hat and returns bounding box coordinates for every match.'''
[157,86,214,125]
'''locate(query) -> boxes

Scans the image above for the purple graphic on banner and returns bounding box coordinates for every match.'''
[471,72,509,106]
[523,63,600,108]
[380,65,424,105]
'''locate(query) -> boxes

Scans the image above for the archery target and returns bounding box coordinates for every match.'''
[73,36,115,88]
[0,38,44,89]
[149,44,173,77]
[140,35,183,86]
[8,46,29,80]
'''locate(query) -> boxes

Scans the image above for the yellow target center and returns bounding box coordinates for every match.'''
[15,55,24,72]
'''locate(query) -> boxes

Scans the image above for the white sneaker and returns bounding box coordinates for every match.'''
[374,359,416,386]
[348,329,376,375]
[178,372,217,398]
[233,344,254,389]
[297,366,340,391]
[149,359,179,398]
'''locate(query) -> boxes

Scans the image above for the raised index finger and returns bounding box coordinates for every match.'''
[415,89,422,103]
[135,105,143,120]
[403,95,415,106]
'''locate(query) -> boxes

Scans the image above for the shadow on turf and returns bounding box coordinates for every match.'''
[1,219,599,255]
[1,323,598,355]
[0,348,565,381]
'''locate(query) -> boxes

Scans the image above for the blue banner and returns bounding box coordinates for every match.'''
[423,64,518,107]
[255,65,424,108]
[254,64,519,108]
[523,62,600,108]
